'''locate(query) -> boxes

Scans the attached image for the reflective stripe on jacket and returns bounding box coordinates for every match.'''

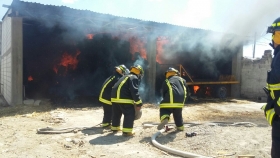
[111,73,142,106]
[99,73,121,105]
[160,76,187,108]
[262,103,275,125]
[263,47,280,125]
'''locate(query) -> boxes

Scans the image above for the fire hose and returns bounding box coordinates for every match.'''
[151,128,210,158]
[148,121,257,158]
[36,123,102,134]
[144,121,257,127]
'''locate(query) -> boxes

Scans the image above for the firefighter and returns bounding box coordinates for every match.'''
[110,64,144,136]
[262,17,280,158]
[99,65,129,128]
[157,67,187,131]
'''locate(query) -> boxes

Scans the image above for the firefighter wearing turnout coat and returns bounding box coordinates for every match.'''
[262,17,280,158]
[157,67,187,131]
[111,64,144,136]
[99,65,129,128]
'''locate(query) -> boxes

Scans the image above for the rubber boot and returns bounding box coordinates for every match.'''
[122,131,135,136]
[157,118,168,130]
[111,126,121,132]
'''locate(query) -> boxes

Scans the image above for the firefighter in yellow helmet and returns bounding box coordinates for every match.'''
[99,65,129,128]
[110,64,144,136]
[262,17,280,158]
[157,67,187,131]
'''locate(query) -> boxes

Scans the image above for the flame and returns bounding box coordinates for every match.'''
[86,32,108,40]
[86,34,94,39]
[28,76,33,81]
[59,51,80,68]
[156,37,169,64]
[53,50,81,75]
[129,37,147,60]
[193,86,199,94]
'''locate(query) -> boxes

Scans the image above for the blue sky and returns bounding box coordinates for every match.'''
[1,0,279,58]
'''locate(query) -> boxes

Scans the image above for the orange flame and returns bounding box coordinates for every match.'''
[129,37,147,60]
[156,37,169,64]
[193,86,199,94]
[28,76,33,81]
[53,50,81,75]
[86,34,94,39]
[86,32,108,40]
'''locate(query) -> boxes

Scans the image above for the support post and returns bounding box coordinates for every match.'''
[146,35,157,103]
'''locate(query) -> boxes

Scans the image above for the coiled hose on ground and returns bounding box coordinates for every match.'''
[149,122,257,158]
[151,128,210,158]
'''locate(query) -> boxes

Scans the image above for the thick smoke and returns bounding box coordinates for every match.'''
[152,0,278,79]
[152,0,280,66]
[154,29,242,82]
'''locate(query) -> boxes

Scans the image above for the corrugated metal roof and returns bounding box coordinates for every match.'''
[7,0,211,34]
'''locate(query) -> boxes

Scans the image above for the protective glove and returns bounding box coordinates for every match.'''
[134,105,142,120]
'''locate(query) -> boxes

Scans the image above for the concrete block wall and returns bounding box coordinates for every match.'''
[0,21,2,94]
[1,54,12,103]
[0,22,2,55]
[241,50,272,100]
[1,10,23,106]
[1,14,13,104]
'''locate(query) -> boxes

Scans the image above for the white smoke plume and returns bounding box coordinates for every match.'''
[165,0,280,36]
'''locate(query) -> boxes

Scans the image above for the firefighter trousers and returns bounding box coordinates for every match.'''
[272,117,280,158]
[102,103,112,126]
[112,103,135,133]
[159,108,183,128]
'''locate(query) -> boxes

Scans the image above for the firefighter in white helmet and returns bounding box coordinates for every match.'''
[157,67,187,131]
[262,17,280,158]
[99,65,129,128]
[110,64,144,136]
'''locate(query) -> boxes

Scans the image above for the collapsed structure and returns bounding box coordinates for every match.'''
[1,0,244,106]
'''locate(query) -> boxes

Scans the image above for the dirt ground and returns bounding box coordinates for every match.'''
[0,98,271,158]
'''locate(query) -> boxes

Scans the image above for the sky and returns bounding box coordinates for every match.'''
[0,0,279,58]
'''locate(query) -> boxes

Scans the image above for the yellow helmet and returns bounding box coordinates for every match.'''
[130,64,144,79]
[165,67,180,78]
[115,65,129,75]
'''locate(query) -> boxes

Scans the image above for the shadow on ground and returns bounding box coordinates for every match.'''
[88,131,133,145]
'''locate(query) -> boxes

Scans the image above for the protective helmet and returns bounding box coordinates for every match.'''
[115,64,129,75]
[130,64,144,79]
[267,17,280,33]
[165,67,180,78]
[267,17,280,48]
